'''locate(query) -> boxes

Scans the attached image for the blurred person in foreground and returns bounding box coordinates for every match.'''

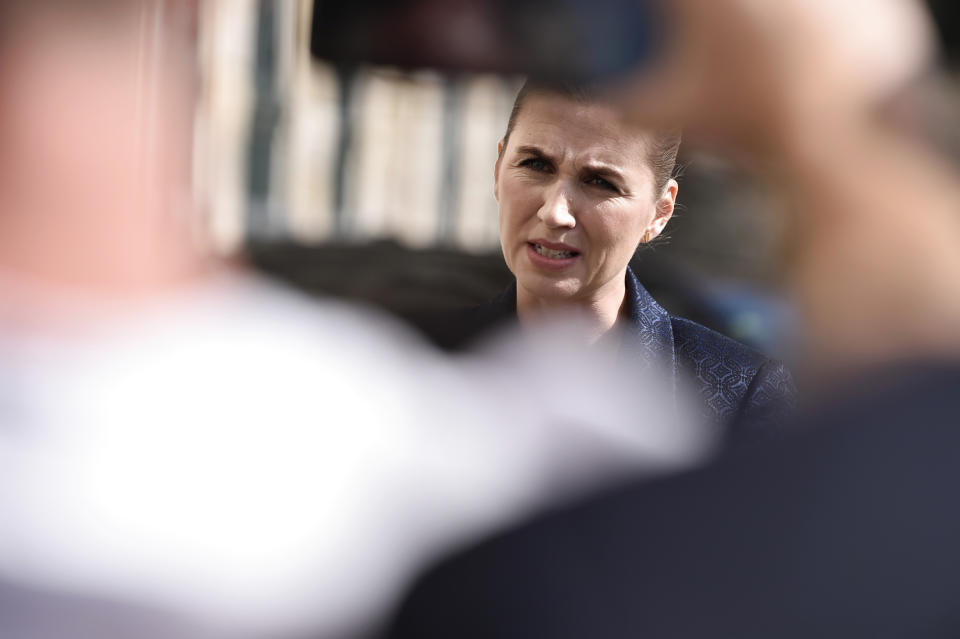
[428,79,795,445]
[387,1,960,637]
[0,2,711,638]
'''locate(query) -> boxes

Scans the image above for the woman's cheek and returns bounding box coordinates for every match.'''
[505,177,541,223]
[611,208,648,249]
[589,216,633,268]
[502,205,523,246]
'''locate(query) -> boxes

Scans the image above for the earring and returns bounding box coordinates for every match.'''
[642,230,652,243]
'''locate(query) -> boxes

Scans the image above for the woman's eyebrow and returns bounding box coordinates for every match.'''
[515,145,554,161]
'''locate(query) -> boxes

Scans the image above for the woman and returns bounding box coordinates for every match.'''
[439,80,796,440]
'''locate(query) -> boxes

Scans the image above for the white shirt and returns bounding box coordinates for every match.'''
[0,272,710,638]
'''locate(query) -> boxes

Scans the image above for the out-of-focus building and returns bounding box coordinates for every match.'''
[197,0,518,254]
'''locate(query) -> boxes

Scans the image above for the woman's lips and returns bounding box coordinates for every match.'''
[526,241,581,271]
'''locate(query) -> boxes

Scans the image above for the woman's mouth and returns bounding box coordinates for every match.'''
[526,241,580,271]
[532,243,578,259]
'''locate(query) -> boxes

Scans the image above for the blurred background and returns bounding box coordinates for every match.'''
[193,0,835,355]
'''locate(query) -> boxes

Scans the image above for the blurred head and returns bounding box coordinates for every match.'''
[0,0,201,295]
[495,82,680,305]
[0,2,177,205]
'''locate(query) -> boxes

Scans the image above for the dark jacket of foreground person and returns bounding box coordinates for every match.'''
[387,366,960,639]
[424,267,796,443]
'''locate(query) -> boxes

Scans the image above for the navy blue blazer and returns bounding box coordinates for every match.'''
[422,268,795,443]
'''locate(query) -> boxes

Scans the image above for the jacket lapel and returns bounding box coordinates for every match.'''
[621,267,677,385]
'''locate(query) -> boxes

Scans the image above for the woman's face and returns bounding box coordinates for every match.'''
[495,93,677,305]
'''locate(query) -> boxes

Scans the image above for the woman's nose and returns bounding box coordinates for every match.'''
[537,185,577,229]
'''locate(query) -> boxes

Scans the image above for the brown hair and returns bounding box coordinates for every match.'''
[501,80,682,195]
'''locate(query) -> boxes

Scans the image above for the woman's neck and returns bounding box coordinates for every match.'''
[515,272,628,344]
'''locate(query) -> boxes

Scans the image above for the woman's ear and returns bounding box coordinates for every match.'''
[493,139,505,201]
[647,178,679,240]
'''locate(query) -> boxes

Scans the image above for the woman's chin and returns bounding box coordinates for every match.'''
[518,273,585,302]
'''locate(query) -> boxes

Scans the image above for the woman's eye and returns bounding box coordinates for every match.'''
[587,176,618,192]
[519,158,550,172]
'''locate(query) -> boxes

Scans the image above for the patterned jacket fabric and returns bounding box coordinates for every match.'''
[426,268,796,445]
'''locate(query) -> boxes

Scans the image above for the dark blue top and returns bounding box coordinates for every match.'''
[424,267,796,443]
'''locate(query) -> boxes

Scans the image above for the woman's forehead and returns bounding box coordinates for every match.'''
[509,93,649,167]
